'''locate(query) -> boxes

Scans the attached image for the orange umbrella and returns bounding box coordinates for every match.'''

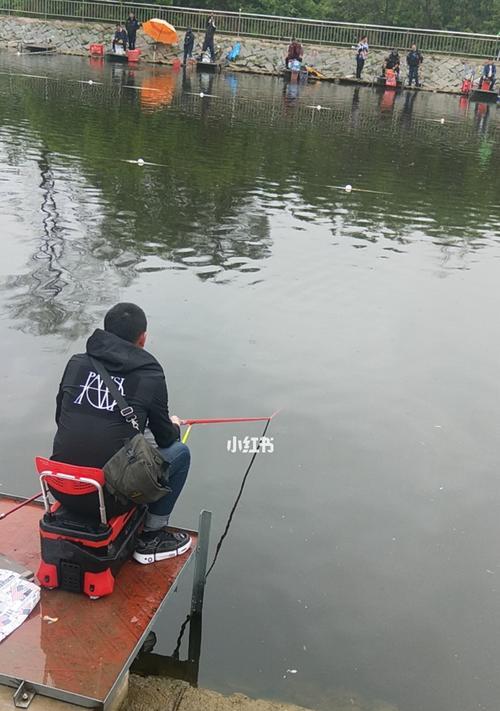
[142,18,178,45]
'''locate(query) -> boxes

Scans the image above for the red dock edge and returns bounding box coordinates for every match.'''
[0,495,209,708]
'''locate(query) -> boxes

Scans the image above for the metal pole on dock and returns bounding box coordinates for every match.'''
[190,509,212,617]
[237,7,242,38]
[188,510,211,668]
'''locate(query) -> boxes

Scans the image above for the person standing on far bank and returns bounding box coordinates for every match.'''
[183,27,195,65]
[406,44,423,87]
[354,35,368,79]
[203,14,216,62]
[125,13,140,51]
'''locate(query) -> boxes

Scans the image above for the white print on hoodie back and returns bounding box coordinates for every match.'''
[74,371,125,411]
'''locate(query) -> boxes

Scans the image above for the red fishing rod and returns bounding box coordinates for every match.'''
[180,414,277,425]
[0,492,43,521]
[180,411,279,443]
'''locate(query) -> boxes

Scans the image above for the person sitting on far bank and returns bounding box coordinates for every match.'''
[478,59,496,89]
[125,13,140,51]
[383,48,400,78]
[354,35,368,79]
[286,37,304,69]
[406,44,423,87]
[112,24,128,53]
[183,27,195,65]
[202,14,216,62]
[51,303,192,564]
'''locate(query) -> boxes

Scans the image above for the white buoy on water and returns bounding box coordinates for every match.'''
[345,184,353,193]
[137,158,145,166]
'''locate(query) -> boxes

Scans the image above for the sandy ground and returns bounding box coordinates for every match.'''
[126,676,316,711]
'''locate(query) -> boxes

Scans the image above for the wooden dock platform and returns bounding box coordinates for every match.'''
[196,61,221,73]
[0,495,210,709]
[470,87,499,103]
[23,45,56,54]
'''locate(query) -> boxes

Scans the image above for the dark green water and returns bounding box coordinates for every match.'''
[0,51,499,711]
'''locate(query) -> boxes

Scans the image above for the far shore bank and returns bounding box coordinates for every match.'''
[0,16,495,96]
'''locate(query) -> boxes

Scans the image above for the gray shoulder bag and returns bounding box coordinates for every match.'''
[89,357,171,506]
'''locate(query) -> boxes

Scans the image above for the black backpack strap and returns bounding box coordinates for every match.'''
[88,357,140,432]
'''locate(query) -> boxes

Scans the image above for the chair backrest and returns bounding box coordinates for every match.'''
[35,457,105,496]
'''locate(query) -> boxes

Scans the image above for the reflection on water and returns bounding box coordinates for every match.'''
[0,52,499,711]
[0,57,497,320]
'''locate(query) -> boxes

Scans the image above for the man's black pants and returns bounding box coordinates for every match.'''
[408,65,420,86]
[356,56,365,79]
[202,38,215,61]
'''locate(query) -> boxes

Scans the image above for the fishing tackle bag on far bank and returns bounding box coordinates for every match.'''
[89,357,171,506]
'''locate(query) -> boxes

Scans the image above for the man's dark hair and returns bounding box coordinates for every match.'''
[104,303,147,343]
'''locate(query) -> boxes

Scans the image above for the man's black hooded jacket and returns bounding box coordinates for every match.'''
[52,329,180,468]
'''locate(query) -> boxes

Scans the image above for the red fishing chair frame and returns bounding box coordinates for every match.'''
[461,78,472,95]
[36,457,145,599]
[385,68,397,87]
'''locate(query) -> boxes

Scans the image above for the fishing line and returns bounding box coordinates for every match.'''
[306,104,333,111]
[205,416,272,579]
[172,416,273,658]
[186,91,219,98]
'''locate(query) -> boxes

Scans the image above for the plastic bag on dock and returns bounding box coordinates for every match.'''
[0,568,40,643]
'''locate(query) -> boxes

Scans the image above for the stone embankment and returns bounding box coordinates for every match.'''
[0,16,490,94]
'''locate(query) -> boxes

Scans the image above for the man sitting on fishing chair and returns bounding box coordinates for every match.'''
[478,59,496,89]
[112,24,128,53]
[286,37,304,69]
[51,303,191,564]
[382,49,400,79]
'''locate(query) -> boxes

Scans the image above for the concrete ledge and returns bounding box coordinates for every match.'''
[0,673,128,711]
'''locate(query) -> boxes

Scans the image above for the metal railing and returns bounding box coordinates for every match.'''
[0,0,498,57]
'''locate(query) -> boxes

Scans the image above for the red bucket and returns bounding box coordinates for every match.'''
[127,49,142,63]
[89,43,104,57]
